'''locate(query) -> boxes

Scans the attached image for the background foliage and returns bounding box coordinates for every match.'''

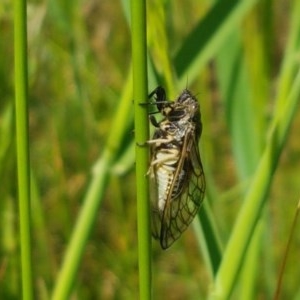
[2,0,300,299]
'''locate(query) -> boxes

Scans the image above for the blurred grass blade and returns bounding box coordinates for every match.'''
[14,0,34,298]
[147,0,175,94]
[212,2,300,297]
[274,0,300,113]
[174,0,258,88]
[240,220,264,299]
[216,31,263,179]
[210,65,300,299]
[273,198,300,300]
[51,71,133,300]
[194,201,223,278]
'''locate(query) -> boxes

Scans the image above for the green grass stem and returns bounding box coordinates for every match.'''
[175,0,258,88]
[14,0,33,299]
[131,1,151,299]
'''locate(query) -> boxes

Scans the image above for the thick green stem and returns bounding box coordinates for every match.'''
[14,0,33,298]
[131,1,151,299]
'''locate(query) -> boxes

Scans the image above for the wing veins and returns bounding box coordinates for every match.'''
[160,127,198,248]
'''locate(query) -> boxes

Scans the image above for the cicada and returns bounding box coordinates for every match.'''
[147,86,205,249]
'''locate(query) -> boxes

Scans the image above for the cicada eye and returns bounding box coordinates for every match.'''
[168,109,185,121]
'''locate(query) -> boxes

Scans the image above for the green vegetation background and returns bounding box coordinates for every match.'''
[2,0,300,299]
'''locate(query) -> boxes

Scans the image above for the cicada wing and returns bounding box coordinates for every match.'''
[159,134,205,249]
[151,208,162,241]
[188,135,205,207]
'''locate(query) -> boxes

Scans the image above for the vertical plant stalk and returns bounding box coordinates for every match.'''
[14,0,33,299]
[131,1,151,299]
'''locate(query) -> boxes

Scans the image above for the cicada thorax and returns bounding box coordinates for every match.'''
[161,90,202,139]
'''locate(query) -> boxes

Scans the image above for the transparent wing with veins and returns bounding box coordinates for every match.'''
[151,131,205,249]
